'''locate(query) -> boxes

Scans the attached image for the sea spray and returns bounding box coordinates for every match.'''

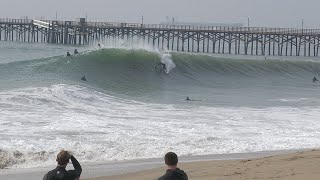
[160,52,176,74]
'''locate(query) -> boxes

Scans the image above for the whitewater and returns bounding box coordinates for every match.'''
[1,41,320,170]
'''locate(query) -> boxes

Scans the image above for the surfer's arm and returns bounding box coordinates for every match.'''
[68,156,82,178]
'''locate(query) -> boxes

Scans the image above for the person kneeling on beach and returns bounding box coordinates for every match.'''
[43,150,82,180]
[158,152,188,180]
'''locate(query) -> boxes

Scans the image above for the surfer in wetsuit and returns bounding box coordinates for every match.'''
[155,62,167,73]
[98,43,101,48]
[67,52,71,57]
[161,63,167,71]
[81,76,87,81]
[186,97,191,101]
[43,150,82,180]
[313,77,318,83]
[74,49,79,54]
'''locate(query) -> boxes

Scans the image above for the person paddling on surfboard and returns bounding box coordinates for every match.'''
[81,76,86,81]
[313,77,318,83]
[186,97,202,101]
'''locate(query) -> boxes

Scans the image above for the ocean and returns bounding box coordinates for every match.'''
[1,41,320,169]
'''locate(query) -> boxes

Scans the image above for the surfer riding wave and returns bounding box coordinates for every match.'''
[155,62,167,73]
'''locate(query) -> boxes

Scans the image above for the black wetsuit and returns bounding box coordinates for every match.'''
[158,168,188,180]
[74,50,79,54]
[43,156,82,180]
[313,77,318,83]
[161,63,167,71]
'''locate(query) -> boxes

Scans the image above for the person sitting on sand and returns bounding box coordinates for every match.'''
[43,150,82,180]
[158,152,188,180]
[67,52,71,57]
[313,77,318,83]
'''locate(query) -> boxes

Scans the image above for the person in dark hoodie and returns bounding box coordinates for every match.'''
[43,150,82,180]
[158,152,188,180]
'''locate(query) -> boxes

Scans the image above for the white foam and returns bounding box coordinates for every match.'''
[1,84,320,169]
[268,98,308,102]
[160,53,176,74]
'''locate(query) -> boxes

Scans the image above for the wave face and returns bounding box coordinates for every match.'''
[2,43,320,169]
[1,48,320,106]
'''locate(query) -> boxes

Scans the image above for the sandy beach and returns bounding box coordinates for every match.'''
[1,149,319,180]
[85,149,320,180]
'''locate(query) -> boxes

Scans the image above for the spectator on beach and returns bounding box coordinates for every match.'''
[158,152,188,180]
[43,150,82,180]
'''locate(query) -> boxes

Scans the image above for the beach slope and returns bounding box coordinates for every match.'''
[85,149,320,180]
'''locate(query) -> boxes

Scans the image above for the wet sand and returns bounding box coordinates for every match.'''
[85,149,320,180]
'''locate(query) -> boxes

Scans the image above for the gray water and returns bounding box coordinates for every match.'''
[1,41,320,169]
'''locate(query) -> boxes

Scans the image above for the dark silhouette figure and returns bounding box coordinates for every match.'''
[155,62,167,73]
[158,152,188,180]
[313,77,318,83]
[43,150,82,180]
[161,63,167,71]
[186,97,191,101]
[98,43,101,48]
[81,76,87,81]
[74,49,79,54]
[67,52,71,56]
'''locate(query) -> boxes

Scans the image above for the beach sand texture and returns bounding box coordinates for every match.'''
[85,149,320,180]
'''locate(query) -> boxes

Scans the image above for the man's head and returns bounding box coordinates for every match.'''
[164,152,178,166]
[56,150,70,166]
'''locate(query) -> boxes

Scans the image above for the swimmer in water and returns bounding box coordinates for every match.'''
[74,49,79,54]
[186,97,191,101]
[81,76,87,81]
[313,77,318,83]
[67,52,71,56]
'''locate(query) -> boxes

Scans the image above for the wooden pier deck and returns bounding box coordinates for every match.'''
[1,18,320,56]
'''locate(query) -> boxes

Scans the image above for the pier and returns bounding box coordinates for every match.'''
[1,18,320,56]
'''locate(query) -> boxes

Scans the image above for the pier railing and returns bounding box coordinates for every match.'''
[1,18,320,56]
[0,18,32,24]
[1,18,320,36]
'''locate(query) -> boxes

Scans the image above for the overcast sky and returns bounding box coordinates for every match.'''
[0,0,319,28]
